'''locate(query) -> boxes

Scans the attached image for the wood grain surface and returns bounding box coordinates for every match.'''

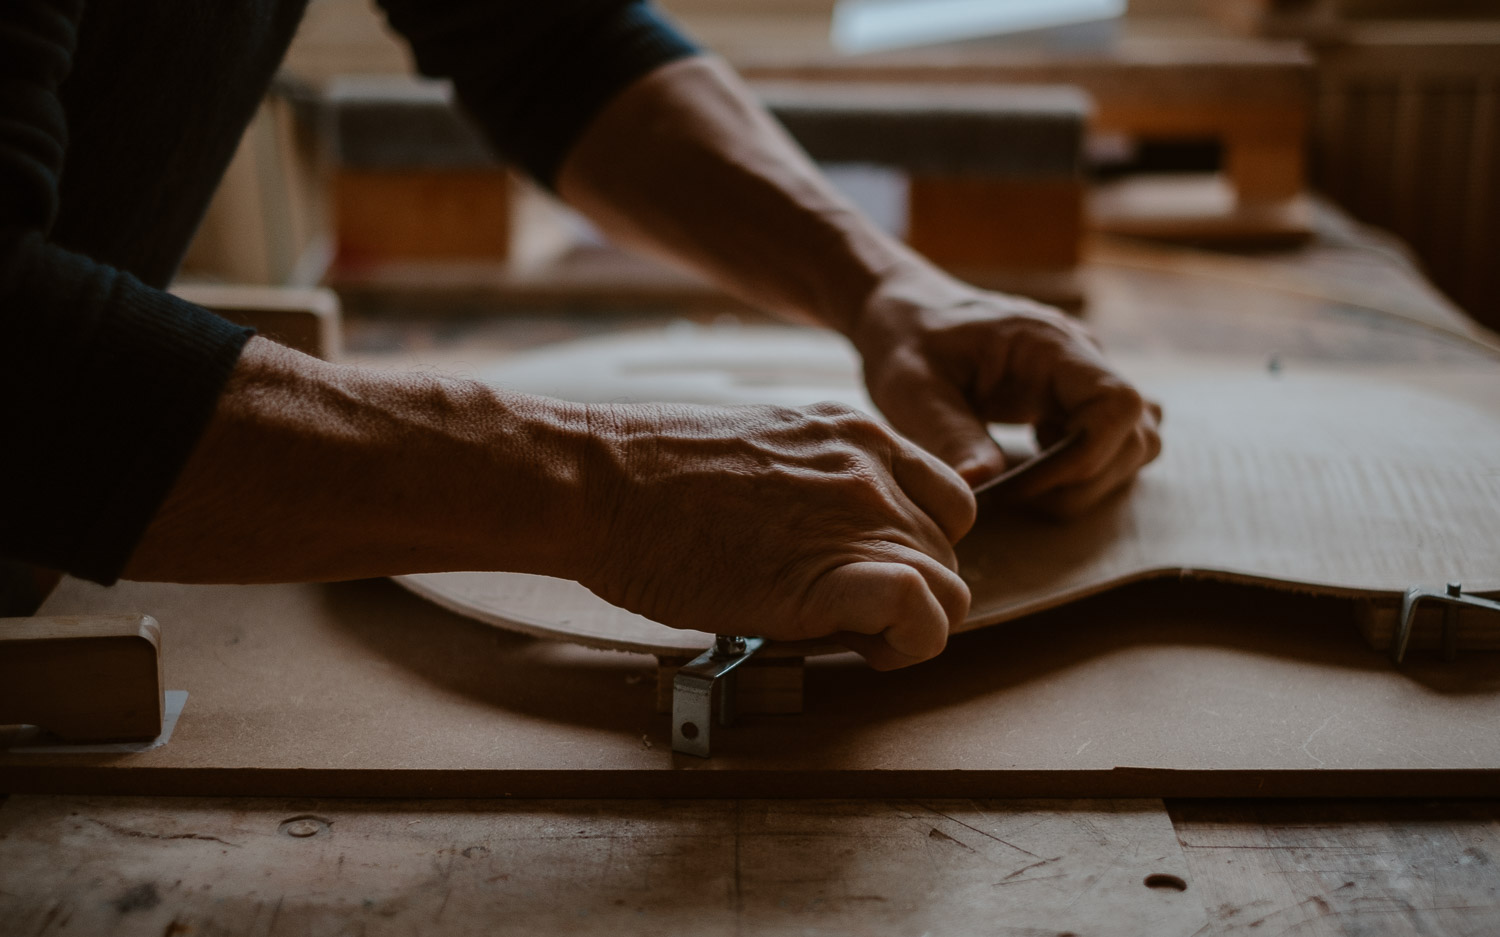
[1172,799,1500,935]
[4,795,1497,935]
[0,796,1204,937]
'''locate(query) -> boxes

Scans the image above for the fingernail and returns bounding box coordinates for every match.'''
[955,461,990,486]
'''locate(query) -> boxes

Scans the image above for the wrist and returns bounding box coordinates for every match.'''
[458,389,602,582]
[845,263,976,355]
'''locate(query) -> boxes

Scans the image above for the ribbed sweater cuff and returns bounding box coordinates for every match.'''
[492,3,700,187]
[63,278,252,583]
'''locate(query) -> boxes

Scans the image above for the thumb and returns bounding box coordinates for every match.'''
[803,561,954,670]
[878,371,1005,486]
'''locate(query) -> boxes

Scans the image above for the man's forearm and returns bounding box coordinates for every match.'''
[557,54,1161,504]
[123,337,596,584]
[122,337,973,668]
[556,56,963,335]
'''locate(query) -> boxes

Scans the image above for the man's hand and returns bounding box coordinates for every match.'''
[852,280,1163,517]
[557,58,1160,518]
[574,401,975,669]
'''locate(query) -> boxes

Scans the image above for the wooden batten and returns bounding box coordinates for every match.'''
[1355,600,1500,655]
[0,615,163,743]
[334,169,513,266]
[908,176,1083,269]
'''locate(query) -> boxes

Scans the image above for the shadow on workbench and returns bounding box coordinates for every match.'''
[320,575,1500,737]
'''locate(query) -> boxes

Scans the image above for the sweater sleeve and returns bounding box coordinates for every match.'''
[1,0,254,584]
[375,0,699,187]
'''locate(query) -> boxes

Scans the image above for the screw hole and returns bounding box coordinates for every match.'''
[680,722,699,740]
[1144,873,1187,892]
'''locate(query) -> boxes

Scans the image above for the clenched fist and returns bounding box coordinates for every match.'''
[852,279,1163,517]
[572,400,976,669]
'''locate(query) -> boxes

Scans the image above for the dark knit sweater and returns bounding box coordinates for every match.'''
[0,0,695,583]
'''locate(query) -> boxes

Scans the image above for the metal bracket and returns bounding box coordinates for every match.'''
[1393,583,1500,664]
[671,634,766,757]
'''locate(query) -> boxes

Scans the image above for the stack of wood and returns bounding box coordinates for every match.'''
[316,75,1094,310]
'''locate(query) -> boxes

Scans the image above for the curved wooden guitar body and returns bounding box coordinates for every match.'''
[398,326,1500,656]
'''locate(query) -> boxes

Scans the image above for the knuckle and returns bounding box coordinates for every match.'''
[1143,427,1164,464]
[808,400,858,420]
[768,405,806,426]
[803,401,891,446]
[1101,381,1146,420]
[951,490,979,540]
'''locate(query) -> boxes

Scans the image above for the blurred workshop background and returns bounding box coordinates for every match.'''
[173,0,1500,343]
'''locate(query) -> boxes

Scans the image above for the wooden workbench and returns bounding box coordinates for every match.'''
[4,209,1499,933]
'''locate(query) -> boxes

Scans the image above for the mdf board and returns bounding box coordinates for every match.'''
[7,340,1500,797]
[6,572,1500,798]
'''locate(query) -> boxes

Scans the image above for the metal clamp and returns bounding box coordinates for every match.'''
[1393,583,1500,664]
[671,634,765,757]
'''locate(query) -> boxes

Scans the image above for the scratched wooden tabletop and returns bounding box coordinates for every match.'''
[4,213,1498,935]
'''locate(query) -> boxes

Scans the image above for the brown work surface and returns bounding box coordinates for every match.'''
[11,212,1500,799]
[4,571,1500,798]
[1172,799,1500,935]
[5,794,1496,936]
[0,796,1207,936]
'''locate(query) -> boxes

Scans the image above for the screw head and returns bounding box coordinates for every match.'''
[278,815,329,838]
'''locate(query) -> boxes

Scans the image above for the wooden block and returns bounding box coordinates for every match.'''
[334,169,512,265]
[172,284,342,360]
[908,176,1083,270]
[654,655,804,715]
[1355,598,1500,654]
[0,615,163,743]
[1225,134,1306,203]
